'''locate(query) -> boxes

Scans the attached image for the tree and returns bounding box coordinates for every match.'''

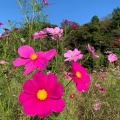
[111,7,120,30]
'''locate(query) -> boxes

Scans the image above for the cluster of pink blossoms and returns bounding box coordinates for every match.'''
[95,83,106,92]
[12,44,91,118]
[33,27,64,40]
[63,48,90,92]
[63,19,78,29]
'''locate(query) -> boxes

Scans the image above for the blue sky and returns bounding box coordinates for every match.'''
[0,0,120,34]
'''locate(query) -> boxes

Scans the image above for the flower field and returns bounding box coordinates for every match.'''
[0,0,120,120]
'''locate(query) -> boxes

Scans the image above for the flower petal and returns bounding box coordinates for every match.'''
[36,57,48,70]
[72,62,87,73]
[37,100,52,118]
[46,74,64,99]
[23,61,37,76]
[23,80,39,94]
[49,98,65,113]
[19,93,39,116]
[18,45,34,58]
[48,83,64,99]
[64,53,71,58]
[81,74,90,84]
[67,50,73,55]
[33,72,47,89]
[37,49,56,61]
[73,48,80,55]
[12,58,28,66]
[76,82,89,92]
[46,74,58,86]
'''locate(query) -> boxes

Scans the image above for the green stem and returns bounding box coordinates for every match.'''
[65,79,72,88]
[82,52,91,64]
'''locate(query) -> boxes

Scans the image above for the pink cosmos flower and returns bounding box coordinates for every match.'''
[95,83,106,92]
[19,72,65,118]
[33,28,47,39]
[93,103,101,110]
[43,0,48,6]
[95,83,101,88]
[64,48,83,62]
[63,19,70,25]
[99,87,106,92]
[71,62,90,92]
[104,50,113,54]
[51,34,64,40]
[87,44,99,59]
[46,27,63,35]
[12,45,56,76]
[87,44,95,53]
[0,22,4,26]
[108,53,117,63]
[71,23,77,29]
[99,76,104,80]
[0,60,9,65]
[46,27,63,40]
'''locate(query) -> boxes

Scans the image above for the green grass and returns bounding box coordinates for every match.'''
[0,50,120,120]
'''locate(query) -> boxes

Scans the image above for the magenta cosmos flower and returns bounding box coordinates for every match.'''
[71,62,90,92]
[12,45,56,76]
[108,53,117,63]
[19,72,65,118]
[63,19,70,25]
[71,23,77,29]
[43,0,48,6]
[64,48,83,62]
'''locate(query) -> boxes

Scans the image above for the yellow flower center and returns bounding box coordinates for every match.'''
[54,29,56,34]
[30,53,37,60]
[37,89,48,100]
[71,54,74,58]
[76,71,82,78]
